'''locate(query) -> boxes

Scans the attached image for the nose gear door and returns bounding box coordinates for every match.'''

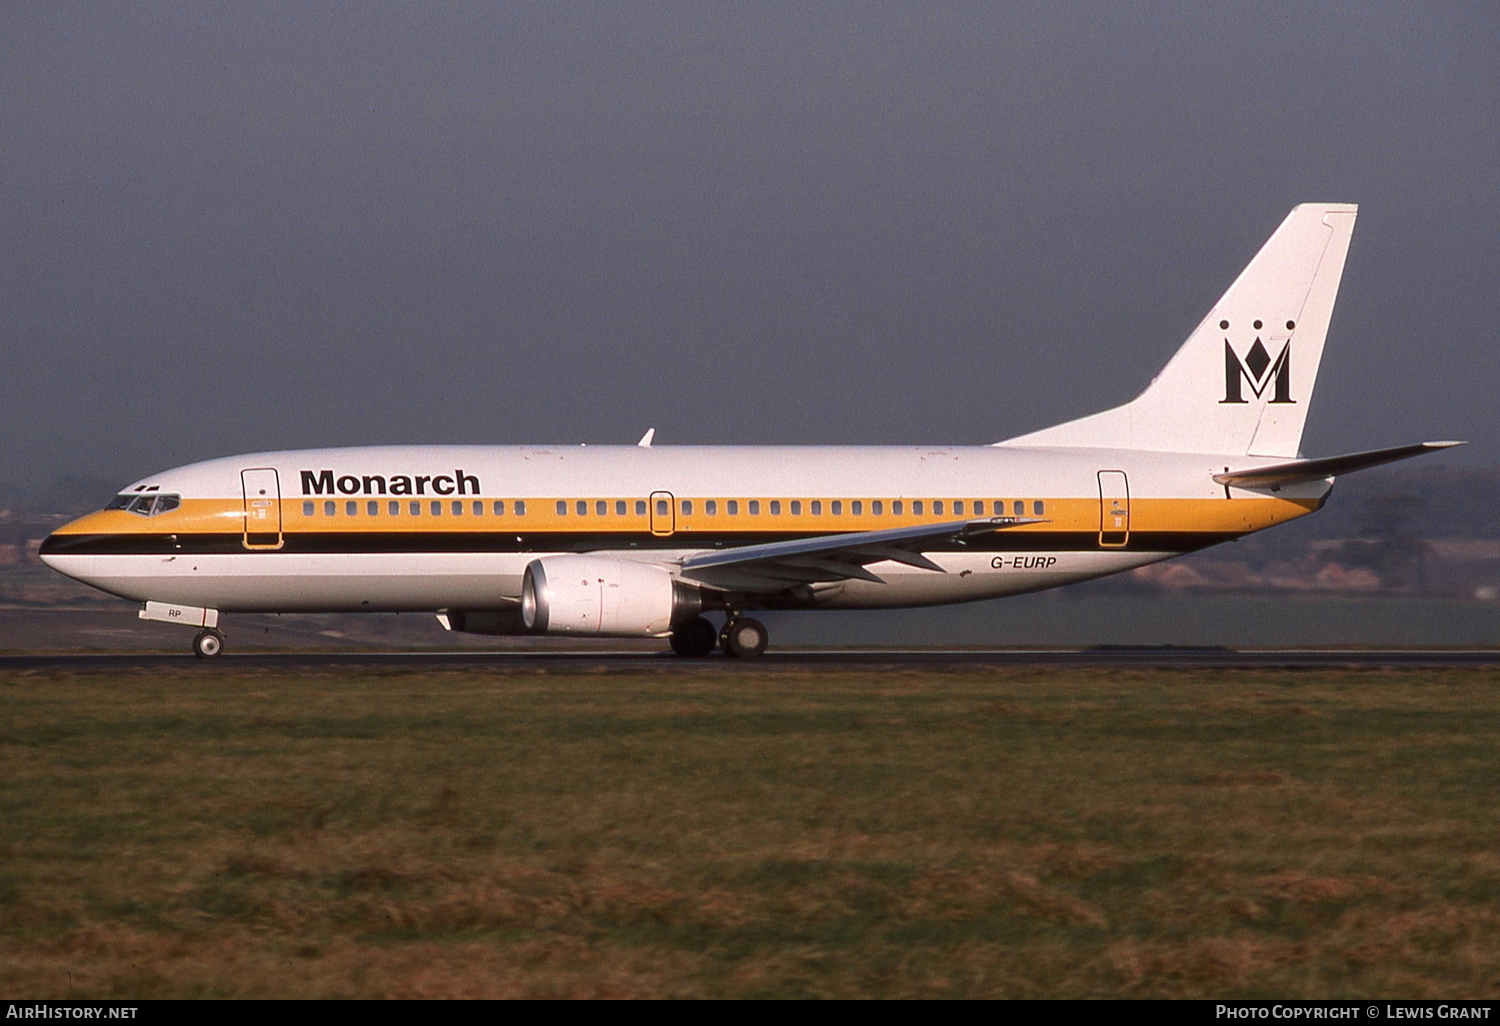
[241,468,283,549]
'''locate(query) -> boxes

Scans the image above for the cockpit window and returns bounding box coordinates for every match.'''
[114,493,181,516]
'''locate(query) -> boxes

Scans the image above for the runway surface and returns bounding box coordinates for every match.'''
[4,647,1500,671]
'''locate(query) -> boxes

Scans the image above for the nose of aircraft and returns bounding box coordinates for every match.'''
[36,511,111,580]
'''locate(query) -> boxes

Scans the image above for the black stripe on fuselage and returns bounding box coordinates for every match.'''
[39,530,1236,557]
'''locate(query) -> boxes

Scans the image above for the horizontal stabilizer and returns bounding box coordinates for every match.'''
[1212,441,1464,488]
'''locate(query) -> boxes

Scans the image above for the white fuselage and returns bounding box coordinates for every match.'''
[41,443,1325,616]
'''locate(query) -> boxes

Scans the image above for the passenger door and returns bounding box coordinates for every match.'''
[241,468,283,549]
[1097,470,1130,548]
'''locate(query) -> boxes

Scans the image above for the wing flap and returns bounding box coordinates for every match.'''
[679,516,1044,592]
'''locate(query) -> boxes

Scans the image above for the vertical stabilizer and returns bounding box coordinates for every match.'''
[998,204,1357,457]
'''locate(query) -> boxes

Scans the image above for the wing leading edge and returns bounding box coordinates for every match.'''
[678,517,1044,591]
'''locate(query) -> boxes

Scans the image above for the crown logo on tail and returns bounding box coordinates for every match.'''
[1222,337,1293,404]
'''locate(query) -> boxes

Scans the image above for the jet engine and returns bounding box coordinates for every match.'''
[521,555,701,636]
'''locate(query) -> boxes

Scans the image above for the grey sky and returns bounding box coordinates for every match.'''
[2,1,1496,491]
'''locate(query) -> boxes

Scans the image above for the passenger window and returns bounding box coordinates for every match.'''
[557,500,567,516]
[431,501,442,516]
[493,501,505,515]
[324,501,336,516]
[656,499,668,516]
[1014,500,1025,516]
[597,500,607,516]
[346,501,358,516]
[749,500,760,515]
[473,501,483,515]
[1034,500,1045,516]
[615,500,627,516]
[913,500,923,515]
[390,501,400,516]
[368,501,379,516]
[770,500,780,515]
[993,500,1004,516]
[452,501,463,515]
[933,500,944,515]
[831,500,843,515]
[892,500,903,515]
[303,501,314,517]
[514,500,526,516]
[410,501,421,516]
[872,500,883,515]
[811,500,822,515]
[727,500,739,515]
[852,500,863,515]
[706,499,717,515]
[790,500,801,515]
[576,500,587,516]
[635,500,646,516]
[681,500,693,515]
[953,500,964,515]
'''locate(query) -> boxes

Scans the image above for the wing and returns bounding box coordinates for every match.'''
[678,517,1044,591]
[1212,441,1463,489]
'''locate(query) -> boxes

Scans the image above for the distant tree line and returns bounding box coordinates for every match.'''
[0,475,124,516]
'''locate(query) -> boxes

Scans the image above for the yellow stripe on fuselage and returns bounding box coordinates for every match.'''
[51,495,1320,539]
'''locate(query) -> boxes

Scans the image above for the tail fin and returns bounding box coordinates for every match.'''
[998,203,1358,457]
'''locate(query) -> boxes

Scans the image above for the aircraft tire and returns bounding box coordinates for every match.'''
[722,617,769,659]
[669,616,717,657]
[193,630,224,659]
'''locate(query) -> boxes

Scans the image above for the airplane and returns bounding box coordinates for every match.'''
[40,203,1462,658]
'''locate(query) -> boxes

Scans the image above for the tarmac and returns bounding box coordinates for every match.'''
[4,647,1500,672]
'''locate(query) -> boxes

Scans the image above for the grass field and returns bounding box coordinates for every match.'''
[3,663,1500,998]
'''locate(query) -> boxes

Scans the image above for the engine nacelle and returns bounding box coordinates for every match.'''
[521,556,700,637]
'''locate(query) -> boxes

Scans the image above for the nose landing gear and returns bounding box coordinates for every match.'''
[192,629,225,659]
[138,602,225,659]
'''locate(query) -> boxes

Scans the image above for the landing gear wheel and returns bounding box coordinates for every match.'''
[192,630,224,659]
[722,617,769,660]
[669,616,718,657]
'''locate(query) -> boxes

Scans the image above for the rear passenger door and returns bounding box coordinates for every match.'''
[1097,470,1129,548]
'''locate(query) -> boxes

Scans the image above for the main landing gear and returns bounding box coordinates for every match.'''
[192,629,225,659]
[669,616,717,657]
[669,615,769,659]
[721,617,768,659]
